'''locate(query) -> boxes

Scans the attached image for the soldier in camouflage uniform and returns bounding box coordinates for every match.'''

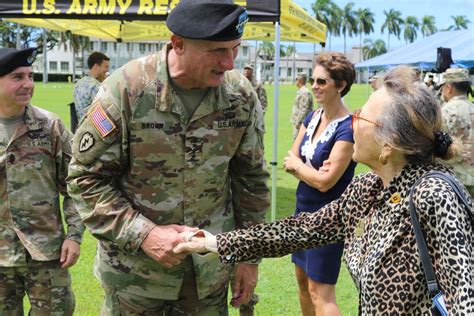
[67,0,270,315]
[243,63,267,114]
[0,47,84,315]
[439,68,474,197]
[73,51,110,120]
[290,73,314,139]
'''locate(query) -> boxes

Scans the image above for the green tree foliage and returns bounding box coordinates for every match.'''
[340,2,358,54]
[381,9,403,51]
[363,38,387,60]
[0,21,57,49]
[447,15,471,30]
[355,8,375,61]
[403,16,419,44]
[421,15,437,37]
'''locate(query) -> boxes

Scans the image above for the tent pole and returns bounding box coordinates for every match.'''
[43,29,48,84]
[271,22,281,221]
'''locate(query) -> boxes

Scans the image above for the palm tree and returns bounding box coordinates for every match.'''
[259,41,275,83]
[421,15,437,37]
[381,9,403,51]
[447,15,471,30]
[56,31,90,81]
[403,16,419,44]
[311,0,333,27]
[355,8,375,61]
[340,2,357,54]
[312,1,341,51]
[363,38,387,60]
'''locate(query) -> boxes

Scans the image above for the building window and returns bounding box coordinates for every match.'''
[156,43,160,51]
[148,43,152,52]
[297,68,303,73]
[61,61,69,72]
[113,43,117,52]
[287,68,291,77]
[126,43,131,52]
[242,47,248,56]
[49,61,57,71]
[101,42,108,51]
[139,43,146,52]
[90,42,94,51]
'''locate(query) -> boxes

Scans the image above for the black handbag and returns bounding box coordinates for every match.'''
[409,171,473,316]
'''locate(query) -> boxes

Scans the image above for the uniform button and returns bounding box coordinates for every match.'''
[8,154,15,163]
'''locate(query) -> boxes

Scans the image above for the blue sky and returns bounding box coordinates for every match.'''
[289,0,474,53]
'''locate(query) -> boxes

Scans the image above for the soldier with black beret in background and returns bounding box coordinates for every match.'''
[0,47,84,315]
[67,0,269,314]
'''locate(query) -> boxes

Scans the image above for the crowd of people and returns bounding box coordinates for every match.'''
[0,0,472,315]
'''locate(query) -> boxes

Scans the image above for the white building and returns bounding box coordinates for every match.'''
[33,38,259,80]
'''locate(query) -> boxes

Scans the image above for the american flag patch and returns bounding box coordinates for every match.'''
[89,106,116,138]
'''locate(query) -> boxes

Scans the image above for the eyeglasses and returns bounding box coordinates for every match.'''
[313,77,330,86]
[352,109,383,130]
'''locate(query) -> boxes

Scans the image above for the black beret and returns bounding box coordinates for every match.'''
[0,47,37,76]
[167,0,248,41]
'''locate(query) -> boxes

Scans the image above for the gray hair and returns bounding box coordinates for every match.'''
[374,66,455,163]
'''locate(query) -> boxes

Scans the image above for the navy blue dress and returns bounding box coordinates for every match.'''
[291,109,356,284]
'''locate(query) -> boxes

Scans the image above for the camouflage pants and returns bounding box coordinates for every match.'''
[101,262,228,316]
[0,260,74,316]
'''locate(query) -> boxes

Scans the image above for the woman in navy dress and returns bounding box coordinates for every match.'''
[283,52,356,316]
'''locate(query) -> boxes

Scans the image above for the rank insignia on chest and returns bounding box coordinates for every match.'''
[389,192,401,204]
[90,106,116,138]
[355,218,365,237]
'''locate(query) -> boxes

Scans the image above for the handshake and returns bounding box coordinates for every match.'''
[140,224,218,268]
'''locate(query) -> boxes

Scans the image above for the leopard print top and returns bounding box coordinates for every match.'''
[216,163,473,314]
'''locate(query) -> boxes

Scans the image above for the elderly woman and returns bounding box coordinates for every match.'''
[175,66,473,314]
[283,52,356,316]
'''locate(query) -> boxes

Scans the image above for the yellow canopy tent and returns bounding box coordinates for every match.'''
[3,0,326,43]
[1,0,326,219]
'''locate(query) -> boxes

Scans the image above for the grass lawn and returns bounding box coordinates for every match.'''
[29,82,372,315]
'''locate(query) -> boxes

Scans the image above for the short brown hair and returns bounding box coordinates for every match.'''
[315,52,355,97]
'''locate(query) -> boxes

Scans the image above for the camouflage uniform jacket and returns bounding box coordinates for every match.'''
[290,85,313,126]
[67,45,270,300]
[441,95,474,186]
[74,75,101,120]
[248,76,267,113]
[0,105,84,267]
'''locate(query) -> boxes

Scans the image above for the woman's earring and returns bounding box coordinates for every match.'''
[378,153,388,165]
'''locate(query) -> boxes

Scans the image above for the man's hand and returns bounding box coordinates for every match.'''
[230,263,258,307]
[141,225,197,268]
[60,239,81,268]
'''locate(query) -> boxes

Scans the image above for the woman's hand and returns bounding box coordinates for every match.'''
[173,230,217,254]
[284,150,303,173]
[318,159,331,174]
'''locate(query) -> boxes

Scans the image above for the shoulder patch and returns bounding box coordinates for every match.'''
[89,106,116,138]
[79,132,95,152]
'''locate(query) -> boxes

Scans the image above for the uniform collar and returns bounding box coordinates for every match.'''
[23,104,42,130]
[155,43,232,117]
[450,95,469,102]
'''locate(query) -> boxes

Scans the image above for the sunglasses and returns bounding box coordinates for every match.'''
[313,77,331,86]
[351,109,383,130]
